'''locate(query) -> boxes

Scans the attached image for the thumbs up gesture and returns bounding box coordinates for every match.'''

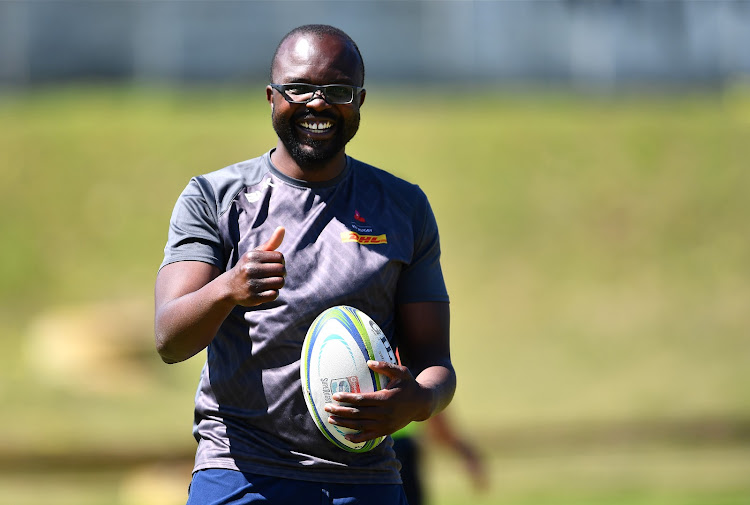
[228,226,287,307]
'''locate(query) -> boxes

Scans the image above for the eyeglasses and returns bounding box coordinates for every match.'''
[270,83,364,105]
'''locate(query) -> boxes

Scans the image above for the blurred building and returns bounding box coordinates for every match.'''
[1,0,749,88]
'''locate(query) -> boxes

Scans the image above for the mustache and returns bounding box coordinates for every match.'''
[294,111,338,122]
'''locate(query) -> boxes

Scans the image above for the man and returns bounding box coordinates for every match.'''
[155,24,455,504]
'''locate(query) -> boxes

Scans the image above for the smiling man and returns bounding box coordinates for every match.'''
[155,25,455,505]
[268,28,364,176]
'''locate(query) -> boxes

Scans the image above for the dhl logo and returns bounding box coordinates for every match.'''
[340,231,388,245]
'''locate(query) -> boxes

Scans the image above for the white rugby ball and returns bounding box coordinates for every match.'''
[301,305,397,452]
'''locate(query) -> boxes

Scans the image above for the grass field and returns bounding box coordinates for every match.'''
[1,84,749,504]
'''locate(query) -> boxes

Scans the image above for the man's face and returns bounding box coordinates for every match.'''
[269,33,365,167]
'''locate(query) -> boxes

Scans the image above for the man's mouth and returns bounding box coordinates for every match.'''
[297,119,335,134]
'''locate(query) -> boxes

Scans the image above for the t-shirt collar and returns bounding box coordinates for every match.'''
[265,149,351,189]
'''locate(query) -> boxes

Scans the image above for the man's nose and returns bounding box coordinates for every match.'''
[305,90,331,110]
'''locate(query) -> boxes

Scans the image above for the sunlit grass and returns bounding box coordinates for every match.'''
[1,85,749,505]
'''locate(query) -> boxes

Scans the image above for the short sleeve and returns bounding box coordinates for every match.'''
[159,176,225,271]
[395,190,449,304]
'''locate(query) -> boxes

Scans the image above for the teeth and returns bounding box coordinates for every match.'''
[300,121,332,131]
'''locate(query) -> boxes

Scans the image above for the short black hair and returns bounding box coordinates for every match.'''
[269,24,365,85]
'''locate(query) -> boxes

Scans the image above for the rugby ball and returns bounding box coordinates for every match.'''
[301,305,397,452]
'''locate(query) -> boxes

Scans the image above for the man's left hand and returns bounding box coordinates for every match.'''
[324,360,427,443]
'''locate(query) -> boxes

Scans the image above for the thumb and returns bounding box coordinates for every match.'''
[368,360,406,389]
[256,226,285,251]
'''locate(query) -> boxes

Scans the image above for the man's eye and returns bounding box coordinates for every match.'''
[326,86,351,100]
[286,85,314,95]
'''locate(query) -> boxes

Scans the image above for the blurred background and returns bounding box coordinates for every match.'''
[1,1,749,504]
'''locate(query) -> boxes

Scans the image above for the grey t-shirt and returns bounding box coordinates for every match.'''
[161,150,449,484]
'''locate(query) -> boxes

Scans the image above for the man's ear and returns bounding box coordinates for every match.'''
[266,85,274,108]
[358,89,366,107]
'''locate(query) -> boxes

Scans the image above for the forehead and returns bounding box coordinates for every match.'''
[274,33,362,85]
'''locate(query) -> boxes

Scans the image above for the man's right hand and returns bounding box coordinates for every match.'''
[154,226,286,363]
[226,226,286,306]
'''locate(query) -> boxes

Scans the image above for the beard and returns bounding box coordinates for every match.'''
[272,109,360,168]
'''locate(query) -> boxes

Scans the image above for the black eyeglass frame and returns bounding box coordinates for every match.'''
[269,83,365,105]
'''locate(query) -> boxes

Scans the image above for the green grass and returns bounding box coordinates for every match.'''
[428,445,750,505]
[1,84,749,504]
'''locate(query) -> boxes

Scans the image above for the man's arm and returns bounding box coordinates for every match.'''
[154,226,286,364]
[324,301,455,442]
[394,301,455,420]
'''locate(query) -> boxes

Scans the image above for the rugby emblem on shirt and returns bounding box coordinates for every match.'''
[342,210,387,244]
[340,231,387,244]
[300,306,396,453]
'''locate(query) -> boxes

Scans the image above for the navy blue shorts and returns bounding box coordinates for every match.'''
[186,468,409,505]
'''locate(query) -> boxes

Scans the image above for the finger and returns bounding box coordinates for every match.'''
[332,389,392,405]
[244,250,286,269]
[246,276,286,293]
[324,403,365,417]
[327,415,377,432]
[367,360,407,379]
[243,259,286,277]
[256,226,285,252]
[252,290,282,303]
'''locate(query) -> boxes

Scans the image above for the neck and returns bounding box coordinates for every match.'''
[270,143,347,182]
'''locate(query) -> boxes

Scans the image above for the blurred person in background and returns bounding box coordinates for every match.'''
[395,348,487,505]
[154,24,455,504]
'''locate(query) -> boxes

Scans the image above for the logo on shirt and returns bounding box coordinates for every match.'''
[244,177,275,204]
[341,231,388,245]
[343,208,387,244]
[245,192,262,203]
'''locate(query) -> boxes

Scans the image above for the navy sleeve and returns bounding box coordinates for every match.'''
[159,176,225,271]
[395,189,449,304]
